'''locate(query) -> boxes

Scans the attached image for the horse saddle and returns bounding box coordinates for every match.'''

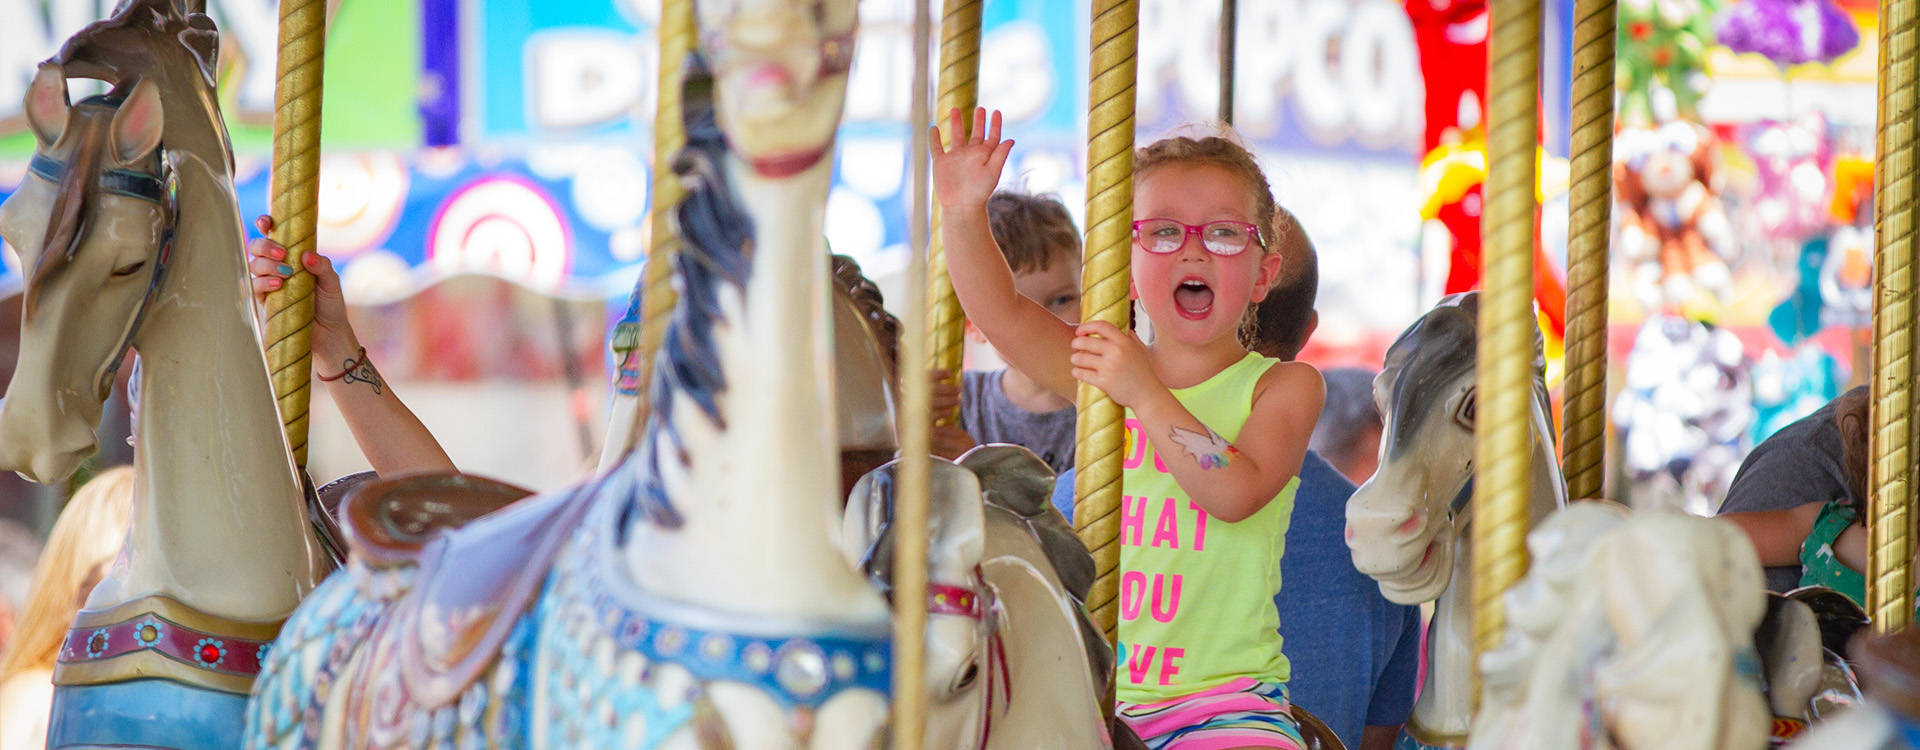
[340,472,591,709]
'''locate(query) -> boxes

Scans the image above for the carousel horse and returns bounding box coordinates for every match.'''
[1342,292,1568,749]
[0,4,332,747]
[248,3,1110,746]
[1787,628,1920,749]
[841,444,1115,748]
[1469,502,1773,750]
[1346,296,1852,749]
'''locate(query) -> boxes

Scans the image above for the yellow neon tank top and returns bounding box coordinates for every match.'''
[1115,351,1296,704]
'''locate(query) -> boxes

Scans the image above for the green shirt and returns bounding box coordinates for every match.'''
[1117,352,1297,703]
[1799,500,1920,617]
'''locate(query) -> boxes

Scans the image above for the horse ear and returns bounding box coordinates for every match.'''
[25,64,69,146]
[111,79,164,166]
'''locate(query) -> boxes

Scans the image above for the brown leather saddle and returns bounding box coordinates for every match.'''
[1291,703,1347,750]
[338,472,595,710]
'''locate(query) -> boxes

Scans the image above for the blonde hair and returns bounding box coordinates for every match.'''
[1133,132,1288,257]
[0,467,134,682]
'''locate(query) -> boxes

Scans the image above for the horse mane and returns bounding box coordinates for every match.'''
[631,51,751,528]
[1381,292,1551,461]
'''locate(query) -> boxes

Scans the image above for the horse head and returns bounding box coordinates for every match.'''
[1344,293,1484,603]
[844,444,1112,748]
[0,66,167,483]
[1345,292,1566,605]
[696,0,856,179]
[845,458,991,728]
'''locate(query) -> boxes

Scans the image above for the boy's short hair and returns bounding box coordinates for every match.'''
[987,191,1081,273]
[1242,206,1317,360]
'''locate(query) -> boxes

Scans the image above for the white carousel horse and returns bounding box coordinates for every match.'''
[0,3,331,746]
[247,2,1108,746]
[841,444,1116,748]
[1342,292,1567,749]
[1469,502,1772,750]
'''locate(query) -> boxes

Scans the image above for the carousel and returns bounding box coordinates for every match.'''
[0,0,1915,748]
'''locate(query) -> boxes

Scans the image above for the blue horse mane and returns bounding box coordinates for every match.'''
[629,52,754,530]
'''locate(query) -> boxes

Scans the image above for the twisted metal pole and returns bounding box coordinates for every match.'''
[1471,0,1539,683]
[1560,0,1615,501]
[891,0,934,746]
[1870,0,1917,634]
[263,0,328,466]
[599,0,695,470]
[1074,0,1139,646]
[926,0,984,425]
[1218,0,1236,124]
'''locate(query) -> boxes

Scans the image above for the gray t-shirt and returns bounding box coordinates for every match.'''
[960,370,1076,475]
[1716,385,1864,592]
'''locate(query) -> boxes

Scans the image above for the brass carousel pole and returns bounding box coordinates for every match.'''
[891,0,935,745]
[1471,0,1540,684]
[1869,0,1917,634]
[927,0,985,423]
[1559,0,1615,502]
[1074,0,1140,647]
[599,0,695,469]
[262,0,328,465]
[1218,0,1236,124]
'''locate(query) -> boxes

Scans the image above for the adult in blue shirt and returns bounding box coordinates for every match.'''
[1052,212,1419,750]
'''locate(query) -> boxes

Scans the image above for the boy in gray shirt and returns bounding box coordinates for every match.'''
[931,191,1081,474]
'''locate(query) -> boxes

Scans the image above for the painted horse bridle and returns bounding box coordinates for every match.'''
[26,115,176,400]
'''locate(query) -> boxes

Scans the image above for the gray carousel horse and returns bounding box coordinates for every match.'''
[1346,294,1859,750]
[0,3,332,746]
[1342,292,1567,749]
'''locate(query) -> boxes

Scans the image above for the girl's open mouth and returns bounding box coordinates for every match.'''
[1174,279,1214,320]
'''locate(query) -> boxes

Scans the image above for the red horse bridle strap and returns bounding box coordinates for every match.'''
[927,582,981,618]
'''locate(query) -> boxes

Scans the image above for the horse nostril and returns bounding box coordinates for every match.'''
[1395,513,1423,536]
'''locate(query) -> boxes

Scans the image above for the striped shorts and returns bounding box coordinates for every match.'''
[1117,678,1307,750]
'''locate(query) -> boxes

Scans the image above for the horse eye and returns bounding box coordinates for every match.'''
[110,261,146,278]
[1455,391,1476,429]
[954,662,979,689]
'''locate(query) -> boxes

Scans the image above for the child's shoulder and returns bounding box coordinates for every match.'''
[1254,358,1323,388]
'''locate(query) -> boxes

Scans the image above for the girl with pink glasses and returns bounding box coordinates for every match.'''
[932,107,1324,750]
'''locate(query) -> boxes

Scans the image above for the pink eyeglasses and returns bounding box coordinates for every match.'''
[1131,218,1266,257]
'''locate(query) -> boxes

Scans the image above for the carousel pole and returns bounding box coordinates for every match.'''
[1074,0,1139,647]
[262,0,329,465]
[926,0,984,423]
[891,0,935,745]
[1559,0,1616,501]
[599,0,695,469]
[1471,0,1540,685]
[1869,0,1917,634]
[1218,0,1236,125]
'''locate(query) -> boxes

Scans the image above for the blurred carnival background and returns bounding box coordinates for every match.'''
[0,0,1887,525]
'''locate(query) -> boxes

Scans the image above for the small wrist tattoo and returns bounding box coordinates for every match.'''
[318,346,384,395]
[1169,425,1239,470]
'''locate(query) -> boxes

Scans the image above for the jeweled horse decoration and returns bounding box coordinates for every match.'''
[1342,292,1567,749]
[1468,502,1772,750]
[0,3,333,747]
[242,1,1030,745]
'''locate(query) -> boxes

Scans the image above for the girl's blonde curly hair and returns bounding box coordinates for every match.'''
[1133,132,1290,256]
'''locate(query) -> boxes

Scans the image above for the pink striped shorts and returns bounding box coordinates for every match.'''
[1117,678,1306,749]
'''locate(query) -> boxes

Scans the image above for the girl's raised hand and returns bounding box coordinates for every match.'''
[930,107,1014,210]
[1069,320,1161,409]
